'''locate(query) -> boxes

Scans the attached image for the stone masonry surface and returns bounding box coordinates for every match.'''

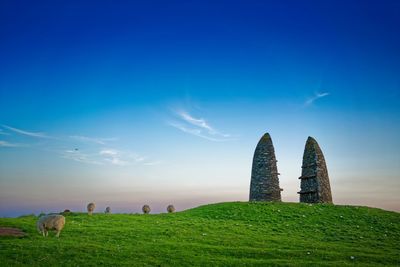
[249,133,282,201]
[298,136,332,203]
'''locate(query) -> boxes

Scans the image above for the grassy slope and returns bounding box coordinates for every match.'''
[0,202,399,266]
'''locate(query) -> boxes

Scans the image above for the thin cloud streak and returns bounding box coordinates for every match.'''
[99,149,129,166]
[61,148,159,166]
[305,92,330,106]
[70,135,117,145]
[0,129,10,135]
[168,122,231,142]
[169,109,234,141]
[0,124,160,166]
[0,140,26,148]
[2,125,51,138]
[143,161,163,166]
[99,149,118,156]
[176,110,230,137]
[61,150,103,165]
[178,111,214,132]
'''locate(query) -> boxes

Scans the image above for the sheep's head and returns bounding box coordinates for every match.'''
[36,220,43,233]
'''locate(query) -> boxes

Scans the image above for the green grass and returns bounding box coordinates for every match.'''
[0,202,399,266]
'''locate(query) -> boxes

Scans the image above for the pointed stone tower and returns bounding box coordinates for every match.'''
[249,133,282,201]
[298,137,332,203]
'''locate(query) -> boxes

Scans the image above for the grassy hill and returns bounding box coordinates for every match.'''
[0,202,399,266]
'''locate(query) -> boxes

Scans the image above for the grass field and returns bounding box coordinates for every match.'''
[0,202,399,266]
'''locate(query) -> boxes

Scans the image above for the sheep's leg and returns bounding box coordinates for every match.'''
[42,231,45,237]
[45,230,48,237]
[56,230,60,238]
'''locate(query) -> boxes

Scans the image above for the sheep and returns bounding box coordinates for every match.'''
[105,207,111,214]
[167,205,175,213]
[37,214,65,237]
[87,202,96,215]
[142,205,151,214]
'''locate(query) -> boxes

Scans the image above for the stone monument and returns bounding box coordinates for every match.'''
[249,133,282,201]
[298,136,332,203]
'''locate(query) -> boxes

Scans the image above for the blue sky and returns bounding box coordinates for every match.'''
[0,0,399,216]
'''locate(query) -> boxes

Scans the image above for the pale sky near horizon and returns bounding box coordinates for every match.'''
[1,0,399,216]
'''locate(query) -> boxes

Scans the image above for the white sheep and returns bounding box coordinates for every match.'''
[37,214,65,237]
[167,205,175,213]
[87,202,96,215]
[142,205,151,214]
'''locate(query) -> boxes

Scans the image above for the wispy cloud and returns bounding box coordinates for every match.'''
[61,148,158,166]
[99,149,151,166]
[99,149,129,166]
[0,140,26,148]
[143,160,163,166]
[167,122,227,142]
[168,110,234,142]
[178,111,214,133]
[305,92,330,106]
[70,135,117,145]
[61,150,103,165]
[2,125,51,138]
[1,124,160,166]
[99,149,118,156]
[0,129,10,135]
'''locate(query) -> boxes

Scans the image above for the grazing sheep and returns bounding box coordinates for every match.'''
[87,202,96,215]
[142,205,151,214]
[105,207,111,214]
[167,205,175,213]
[37,215,65,237]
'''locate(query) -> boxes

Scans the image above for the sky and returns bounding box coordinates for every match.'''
[0,0,399,216]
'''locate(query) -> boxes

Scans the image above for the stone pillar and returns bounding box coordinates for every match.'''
[249,133,282,201]
[298,137,332,203]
